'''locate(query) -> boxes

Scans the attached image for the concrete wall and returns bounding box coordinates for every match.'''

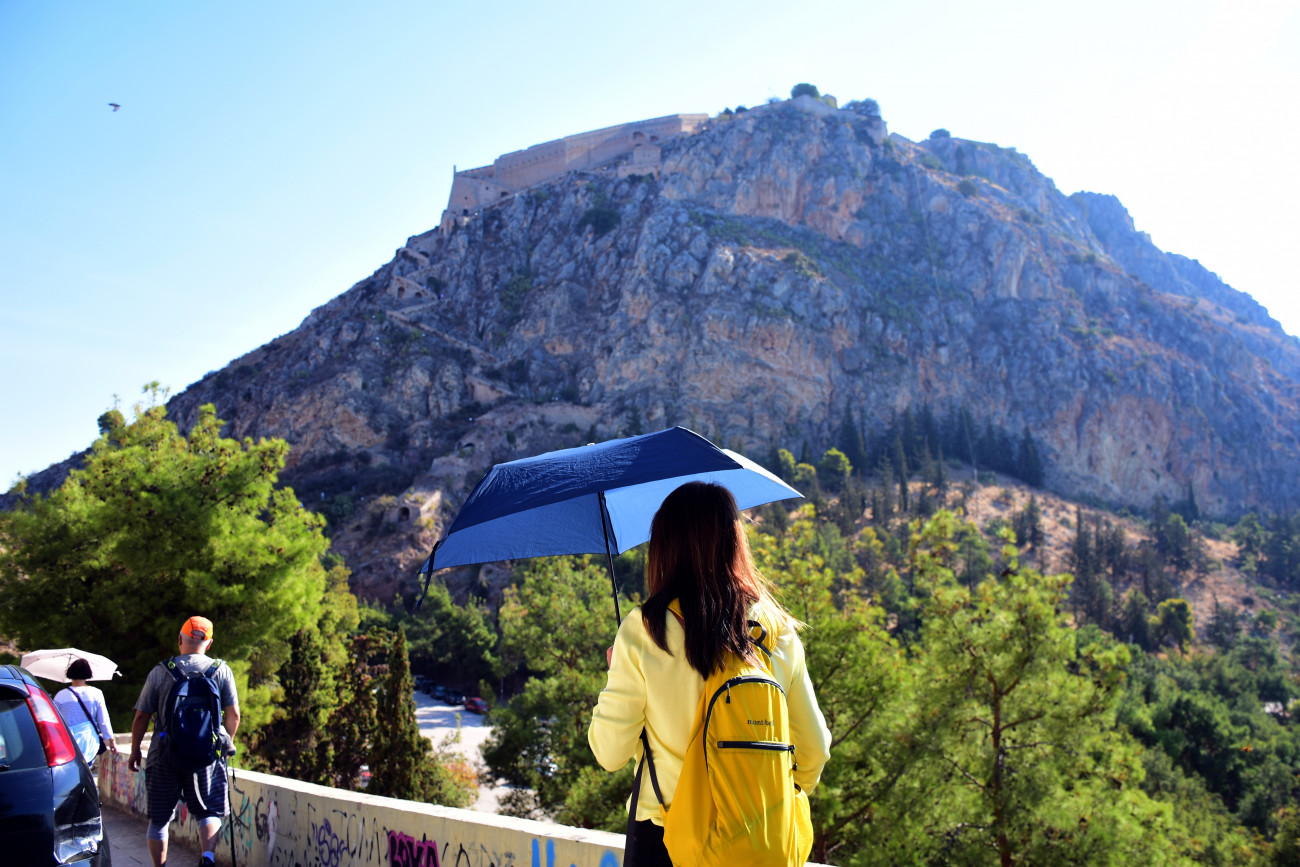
[98,747,625,867]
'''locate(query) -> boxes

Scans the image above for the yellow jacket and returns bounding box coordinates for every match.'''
[588,602,832,824]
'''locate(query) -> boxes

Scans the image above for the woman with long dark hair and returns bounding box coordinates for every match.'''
[589,481,831,866]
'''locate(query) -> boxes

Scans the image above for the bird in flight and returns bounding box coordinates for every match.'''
[108,103,120,111]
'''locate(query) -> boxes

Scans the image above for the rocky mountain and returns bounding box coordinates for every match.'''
[20,95,1300,597]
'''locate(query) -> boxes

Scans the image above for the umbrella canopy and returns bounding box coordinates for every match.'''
[20,648,120,683]
[416,427,802,620]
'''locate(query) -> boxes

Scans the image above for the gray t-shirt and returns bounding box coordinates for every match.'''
[134,653,238,767]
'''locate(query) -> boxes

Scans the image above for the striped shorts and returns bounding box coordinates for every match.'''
[145,753,229,826]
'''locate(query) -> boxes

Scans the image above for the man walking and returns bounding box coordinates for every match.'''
[130,616,240,867]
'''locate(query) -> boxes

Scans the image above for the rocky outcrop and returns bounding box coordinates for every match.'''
[27,98,1300,596]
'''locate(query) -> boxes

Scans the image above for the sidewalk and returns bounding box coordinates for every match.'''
[102,803,201,867]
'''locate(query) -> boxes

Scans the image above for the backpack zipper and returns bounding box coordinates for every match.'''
[703,675,786,773]
[715,741,794,752]
[713,741,799,771]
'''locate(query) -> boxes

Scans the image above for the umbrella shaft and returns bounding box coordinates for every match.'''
[599,492,623,624]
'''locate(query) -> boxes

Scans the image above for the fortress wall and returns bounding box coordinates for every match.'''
[495,139,573,188]
[441,112,710,227]
[477,114,709,192]
[447,174,514,214]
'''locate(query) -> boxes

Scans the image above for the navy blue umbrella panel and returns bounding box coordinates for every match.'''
[416,427,802,621]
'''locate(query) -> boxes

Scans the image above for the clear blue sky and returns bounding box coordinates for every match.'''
[3,0,1297,486]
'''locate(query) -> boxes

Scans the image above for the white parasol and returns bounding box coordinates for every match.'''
[20,648,120,682]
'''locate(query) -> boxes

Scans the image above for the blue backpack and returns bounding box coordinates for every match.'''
[159,657,225,771]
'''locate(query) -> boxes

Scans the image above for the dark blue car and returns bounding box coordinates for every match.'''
[0,664,109,865]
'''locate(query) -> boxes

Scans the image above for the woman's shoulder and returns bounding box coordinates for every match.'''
[752,597,798,632]
[617,605,649,640]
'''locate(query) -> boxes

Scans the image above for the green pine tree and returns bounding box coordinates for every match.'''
[0,392,333,734]
[369,627,475,807]
[248,628,332,783]
[483,555,630,829]
[326,632,381,790]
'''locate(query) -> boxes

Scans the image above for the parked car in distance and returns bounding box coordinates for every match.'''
[431,685,448,701]
[0,664,110,866]
[413,675,431,692]
[446,690,466,706]
[464,697,488,714]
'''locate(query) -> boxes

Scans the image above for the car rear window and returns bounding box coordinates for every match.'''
[0,696,47,771]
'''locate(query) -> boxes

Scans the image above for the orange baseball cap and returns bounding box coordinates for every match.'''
[180,615,214,641]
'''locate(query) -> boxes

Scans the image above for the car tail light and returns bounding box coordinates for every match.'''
[26,688,78,766]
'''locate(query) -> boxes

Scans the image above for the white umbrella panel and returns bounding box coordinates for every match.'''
[19,648,120,682]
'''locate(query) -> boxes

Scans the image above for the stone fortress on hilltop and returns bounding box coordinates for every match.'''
[440,113,708,231]
[437,97,889,233]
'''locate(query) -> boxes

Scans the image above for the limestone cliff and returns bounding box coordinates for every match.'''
[45,97,1300,595]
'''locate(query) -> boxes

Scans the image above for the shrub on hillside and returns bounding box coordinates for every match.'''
[577,206,619,237]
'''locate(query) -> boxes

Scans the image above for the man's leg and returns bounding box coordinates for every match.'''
[145,760,181,867]
[146,834,167,867]
[198,817,222,856]
[184,759,229,864]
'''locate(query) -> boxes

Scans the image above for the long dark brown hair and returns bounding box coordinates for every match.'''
[640,481,778,677]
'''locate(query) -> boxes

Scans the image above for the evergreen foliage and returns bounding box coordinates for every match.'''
[325,631,382,791]
[247,560,358,780]
[369,627,476,807]
[0,392,334,735]
[482,555,632,828]
[474,502,1297,862]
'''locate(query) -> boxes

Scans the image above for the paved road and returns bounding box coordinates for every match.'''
[103,802,202,867]
[413,689,514,813]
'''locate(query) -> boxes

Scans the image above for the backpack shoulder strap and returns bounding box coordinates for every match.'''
[642,727,670,811]
[163,657,185,682]
[748,606,781,667]
[67,688,109,754]
[203,659,224,678]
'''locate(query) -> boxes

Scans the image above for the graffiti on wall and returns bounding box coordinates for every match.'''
[101,752,622,867]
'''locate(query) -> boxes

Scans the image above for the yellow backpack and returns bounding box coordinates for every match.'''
[646,600,814,867]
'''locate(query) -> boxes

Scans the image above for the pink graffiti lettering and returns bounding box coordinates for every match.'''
[388,829,440,867]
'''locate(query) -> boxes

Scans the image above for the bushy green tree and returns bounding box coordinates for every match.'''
[1232,512,1266,572]
[791,82,821,99]
[872,512,1191,865]
[1273,807,1300,866]
[0,394,332,734]
[1153,598,1195,653]
[326,631,382,790]
[1120,588,1155,650]
[776,448,797,482]
[369,627,475,807]
[482,555,630,828]
[247,560,358,781]
[394,580,497,688]
[818,448,852,490]
[755,509,1216,864]
[794,462,820,494]
[1121,639,1300,840]
[248,628,331,782]
[837,408,868,475]
[748,510,909,865]
[1013,495,1045,555]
